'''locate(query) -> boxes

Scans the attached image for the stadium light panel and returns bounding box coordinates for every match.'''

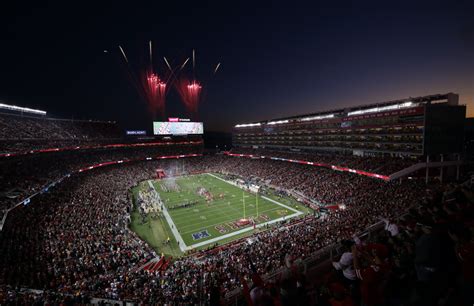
[267,120,289,125]
[235,123,261,128]
[299,114,335,121]
[0,103,47,115]
[347,102,413,116]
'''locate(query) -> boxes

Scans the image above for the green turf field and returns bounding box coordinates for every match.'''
[130,173,311,257]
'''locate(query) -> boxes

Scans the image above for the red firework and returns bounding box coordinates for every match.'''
[117,42,170,119]
[175,49,204,116]
[176,78,202,114]
[144,72,167,117]
[116,45,220,118]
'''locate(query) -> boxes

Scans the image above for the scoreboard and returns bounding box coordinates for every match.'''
[153,122,203,135]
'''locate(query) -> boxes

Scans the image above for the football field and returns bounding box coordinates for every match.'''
[130,173,310,256]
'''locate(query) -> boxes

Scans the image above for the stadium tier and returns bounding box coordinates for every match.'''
[0,98,472,305]
[1,156,424,302]
[225,148,416,179]
[0,144,203,219]
[0,112,121,152]
[1,153,472,305]
[233,93,465,156]
[0,112,204,156]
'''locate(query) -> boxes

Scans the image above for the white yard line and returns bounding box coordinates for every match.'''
[207,173,300,213]
[261,196,300,214]
[147,180,188,252]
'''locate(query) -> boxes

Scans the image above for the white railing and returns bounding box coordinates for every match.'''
[389,160,464,181]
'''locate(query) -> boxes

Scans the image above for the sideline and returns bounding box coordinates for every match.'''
[147,180,188,252]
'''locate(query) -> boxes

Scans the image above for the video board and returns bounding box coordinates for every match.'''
[153,122,203,135]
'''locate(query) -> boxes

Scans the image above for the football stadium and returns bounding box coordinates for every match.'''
[1,92,471,305]
[1,3,474,306]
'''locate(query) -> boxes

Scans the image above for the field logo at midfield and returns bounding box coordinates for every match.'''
[192,230,210,240]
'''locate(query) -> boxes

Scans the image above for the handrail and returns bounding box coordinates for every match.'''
[389,160,464,180]
[0,140,203,158]
[224,152,391,181]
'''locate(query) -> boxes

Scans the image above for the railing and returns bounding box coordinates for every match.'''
[389,160,464,181]
[289,189,324,207]
[224,152,390,181]
[0,140,203,158]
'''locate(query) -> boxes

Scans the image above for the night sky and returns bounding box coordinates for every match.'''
[1,1,473,132]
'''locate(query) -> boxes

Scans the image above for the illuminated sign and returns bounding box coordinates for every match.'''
[153,122,204,135]
[168,118,191,122]
[126,130,147,135]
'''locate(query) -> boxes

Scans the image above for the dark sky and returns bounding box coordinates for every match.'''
[1,0,473,132]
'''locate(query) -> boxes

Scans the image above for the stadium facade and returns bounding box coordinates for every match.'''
[233,93,465,157]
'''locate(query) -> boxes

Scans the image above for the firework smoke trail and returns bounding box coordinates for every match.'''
[149,41,153,66]
[162,57,181,86]
[214,62,221,74]
[117,45,149,105]
[163,57,173,71]
[180,57,190,70]
[118,45,129,63]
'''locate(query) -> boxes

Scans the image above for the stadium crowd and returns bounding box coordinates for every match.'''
[322,183,474,306]
[0,144,202,221]
[0,113,122,153]
[229,147,418,175]
[206,157,416,206]
[3,153,468,305]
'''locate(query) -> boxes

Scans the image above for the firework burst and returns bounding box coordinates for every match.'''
[116,41,170,118]
[144,72,167,117]
[113,44,220,119]
[176,78,202,114]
